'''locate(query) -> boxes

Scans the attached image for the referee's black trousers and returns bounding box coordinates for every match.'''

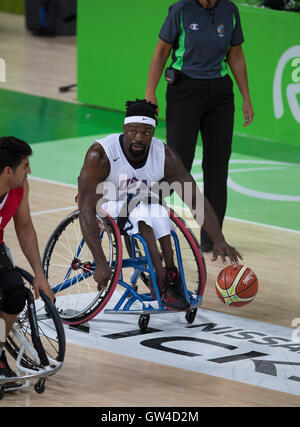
[166,73,235,246]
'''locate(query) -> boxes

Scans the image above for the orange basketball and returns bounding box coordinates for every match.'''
[215,264,258,307]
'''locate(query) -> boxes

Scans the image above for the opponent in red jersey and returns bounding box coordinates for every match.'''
[0,187,24,244]
[0,136,54,389]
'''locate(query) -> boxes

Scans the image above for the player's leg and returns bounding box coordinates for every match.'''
[0,271,26,388]
[0,271,27,338]
[0,313,18,341]
[0,312,19,389]
[138,221,165,281]
[158,234,175,269]
[135,204,189,311]
[130,201,172,277]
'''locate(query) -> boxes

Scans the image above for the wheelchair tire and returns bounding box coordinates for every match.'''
[5,269,66,371]
[42,210,122,325]
[168,208,206,298]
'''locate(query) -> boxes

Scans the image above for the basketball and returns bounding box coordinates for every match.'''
[215,265,258,307]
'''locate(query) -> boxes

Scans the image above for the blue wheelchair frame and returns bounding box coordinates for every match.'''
[50,230,202,315]
[105,230,202,315]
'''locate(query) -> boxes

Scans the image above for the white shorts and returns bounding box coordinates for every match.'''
[101,200,174,240]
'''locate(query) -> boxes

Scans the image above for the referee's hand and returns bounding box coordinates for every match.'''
[243,100,254,127]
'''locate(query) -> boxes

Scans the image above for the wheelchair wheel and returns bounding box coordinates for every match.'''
[5,268,65,371]
[42,210,122,325]
[168,208,206,300]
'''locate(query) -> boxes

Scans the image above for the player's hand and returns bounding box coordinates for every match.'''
[211,240,243,265]
[33,274,55,304]
[94,264,112,291]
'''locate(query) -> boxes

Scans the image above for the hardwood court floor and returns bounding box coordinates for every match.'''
[1,178,300,407]
[1,12,300,407]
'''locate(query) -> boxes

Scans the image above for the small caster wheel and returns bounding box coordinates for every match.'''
[138,314,150,332]
[185,308,197,324]
[34,378,46,394]
[0,385,5,400]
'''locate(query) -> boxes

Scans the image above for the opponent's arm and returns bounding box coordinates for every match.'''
[13,179,55,302]
[164,146,242,264]
[78,143,112,289]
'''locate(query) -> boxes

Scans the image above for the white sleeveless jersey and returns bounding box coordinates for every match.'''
[94,134,165,200]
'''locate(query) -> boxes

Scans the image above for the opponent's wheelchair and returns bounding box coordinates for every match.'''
[0,267,65,400]
[42,197,207,332]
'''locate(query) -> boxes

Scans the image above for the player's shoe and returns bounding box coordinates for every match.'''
[147,267,190,311]
[162,267,190,311]
[0,350,21,390]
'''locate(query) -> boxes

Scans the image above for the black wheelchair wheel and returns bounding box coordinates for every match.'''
[5,268,65,371]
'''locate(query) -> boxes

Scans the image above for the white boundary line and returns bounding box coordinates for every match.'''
[28,176,300,235]
[225,215,300,235]
[174,204,300,235]
[29,175,77,188]
[31,206,77,216]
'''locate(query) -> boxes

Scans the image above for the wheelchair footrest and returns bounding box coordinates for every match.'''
[0,362,63,386]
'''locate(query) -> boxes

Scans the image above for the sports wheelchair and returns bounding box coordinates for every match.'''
[42,196,207,331]
[0,267,65,400]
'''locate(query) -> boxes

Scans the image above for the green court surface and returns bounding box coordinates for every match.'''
[1,89,299,232]
[0,89,168,144]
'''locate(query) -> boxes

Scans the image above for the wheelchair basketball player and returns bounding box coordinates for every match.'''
[0,137,54,389]
[78,99,242,312]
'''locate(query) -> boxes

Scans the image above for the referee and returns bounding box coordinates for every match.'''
[145,0,254,252]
